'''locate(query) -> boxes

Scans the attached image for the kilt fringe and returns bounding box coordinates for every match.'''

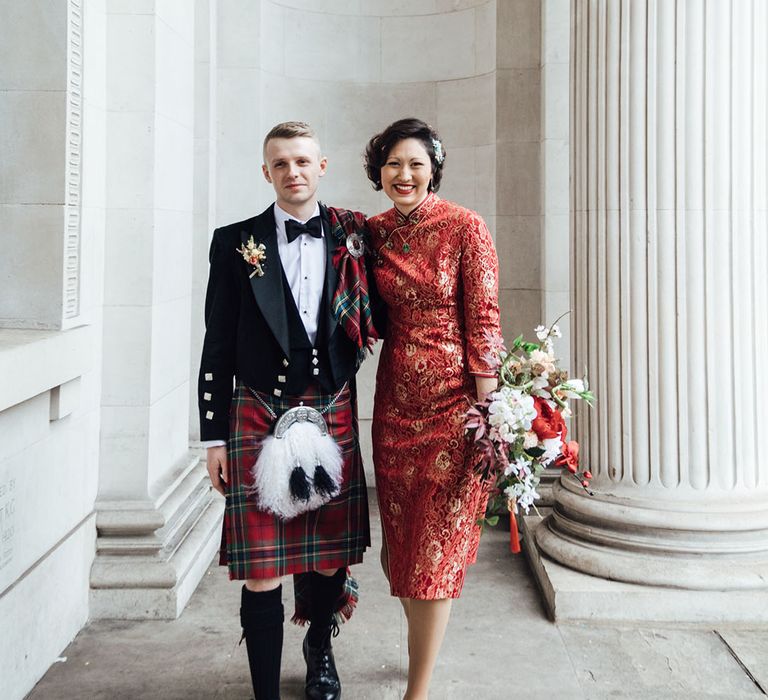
[333,573,360,625]
[291,568,360,626]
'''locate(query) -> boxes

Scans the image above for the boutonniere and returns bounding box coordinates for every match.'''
[236,236,267,278]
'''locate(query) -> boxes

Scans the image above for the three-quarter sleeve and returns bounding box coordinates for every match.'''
[364,230,388,341]
[460,213,502,377]
[198,229,240,441]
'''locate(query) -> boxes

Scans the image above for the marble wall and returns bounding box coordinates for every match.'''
[211,0,550,480]
[495,0,542,342]
[91,0,221,625]
[0,1,557,696]
[0,1,106,697]
[541,0,571,365]
[99,0,196,498]
[1,3,70,329]
[1,2,221,696]
[189,0,218,439]
[215,0,497,225]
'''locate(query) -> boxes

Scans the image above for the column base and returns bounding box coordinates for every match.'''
[90,453,224,620]
[522,512,768,624]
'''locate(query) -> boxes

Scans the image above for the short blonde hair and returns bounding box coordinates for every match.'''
[262,121,321,161]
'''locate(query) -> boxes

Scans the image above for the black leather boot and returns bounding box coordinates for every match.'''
[240,584,284,700]
[303,569,345,700]
[303,625,341,700]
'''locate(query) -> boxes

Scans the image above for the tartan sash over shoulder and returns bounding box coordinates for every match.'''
[327,207,378,356]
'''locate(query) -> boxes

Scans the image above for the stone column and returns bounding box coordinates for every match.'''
[531,0,768,618]
[90,2,222,619]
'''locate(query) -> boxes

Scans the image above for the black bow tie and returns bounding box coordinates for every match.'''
[285,216,323,243]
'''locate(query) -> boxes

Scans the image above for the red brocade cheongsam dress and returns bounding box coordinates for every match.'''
[370,193,502,600]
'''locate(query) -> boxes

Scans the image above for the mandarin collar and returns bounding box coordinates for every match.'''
[394,192,439,226]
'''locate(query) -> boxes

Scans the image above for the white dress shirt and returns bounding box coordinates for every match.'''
[202,203,327,449]
[273,202,326,345]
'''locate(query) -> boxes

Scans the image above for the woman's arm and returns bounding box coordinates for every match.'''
[460,212,503,389]
[364,222,388,340]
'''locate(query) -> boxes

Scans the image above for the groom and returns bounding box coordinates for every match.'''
[199,121,379,699]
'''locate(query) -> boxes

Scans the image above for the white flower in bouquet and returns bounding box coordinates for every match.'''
[558,378,586,399]
[487,387,536,443]
[504,456,532,479]
[540,436,563,463]
[505,480,540,512]
[535,323,562,341]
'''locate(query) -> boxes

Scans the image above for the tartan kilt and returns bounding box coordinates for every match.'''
[220,380,370,580]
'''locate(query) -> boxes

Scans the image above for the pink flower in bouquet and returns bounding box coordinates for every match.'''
[528,349,556,377]
[531,396,566,441]
[480,328,507,370]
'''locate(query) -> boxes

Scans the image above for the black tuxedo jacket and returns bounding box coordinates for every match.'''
[198,203,368,442]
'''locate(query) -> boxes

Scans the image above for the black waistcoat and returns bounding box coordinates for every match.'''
[281,269,333,395]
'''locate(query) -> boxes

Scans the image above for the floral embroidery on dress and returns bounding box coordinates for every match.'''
[370,195,502,600]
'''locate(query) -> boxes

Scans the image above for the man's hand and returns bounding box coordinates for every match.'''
[206,446,229,496]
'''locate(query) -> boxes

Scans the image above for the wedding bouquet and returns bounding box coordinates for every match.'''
[465,320,595,548]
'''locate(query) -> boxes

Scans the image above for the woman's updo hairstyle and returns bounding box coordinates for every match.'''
[364,117,445,192]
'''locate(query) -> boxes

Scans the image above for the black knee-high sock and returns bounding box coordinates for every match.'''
[307,569,345,647]
[240,585,284,700]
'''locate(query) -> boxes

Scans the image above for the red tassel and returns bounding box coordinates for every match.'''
[509,510,521,554]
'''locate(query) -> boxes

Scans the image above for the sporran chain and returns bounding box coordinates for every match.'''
[248,382,348,421]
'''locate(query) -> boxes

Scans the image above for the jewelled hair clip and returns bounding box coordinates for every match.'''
[431,138,445,164]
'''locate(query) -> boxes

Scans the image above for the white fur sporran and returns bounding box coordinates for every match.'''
[249,404,343,520]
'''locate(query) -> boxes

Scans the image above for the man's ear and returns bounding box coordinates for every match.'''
[319,156,328,177]
[262,163,272,182]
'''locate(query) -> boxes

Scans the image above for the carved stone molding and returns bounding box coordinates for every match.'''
[64,0,83,322]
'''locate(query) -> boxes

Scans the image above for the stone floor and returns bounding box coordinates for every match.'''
[29,493,768,699]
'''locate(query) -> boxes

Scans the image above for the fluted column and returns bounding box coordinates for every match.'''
[536,0,768,590]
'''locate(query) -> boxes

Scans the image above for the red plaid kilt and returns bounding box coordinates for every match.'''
[220,381,370,581]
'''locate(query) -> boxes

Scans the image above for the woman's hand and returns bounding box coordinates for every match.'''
[206,446,228,496]
[474,376,498,401]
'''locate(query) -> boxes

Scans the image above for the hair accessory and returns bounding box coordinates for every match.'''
[431,138,445,164]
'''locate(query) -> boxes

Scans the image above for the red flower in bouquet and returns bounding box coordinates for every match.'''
[555,439,580,474]
[531,396,566,440]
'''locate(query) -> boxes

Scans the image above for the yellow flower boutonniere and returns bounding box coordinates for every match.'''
[236,236,267,278]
